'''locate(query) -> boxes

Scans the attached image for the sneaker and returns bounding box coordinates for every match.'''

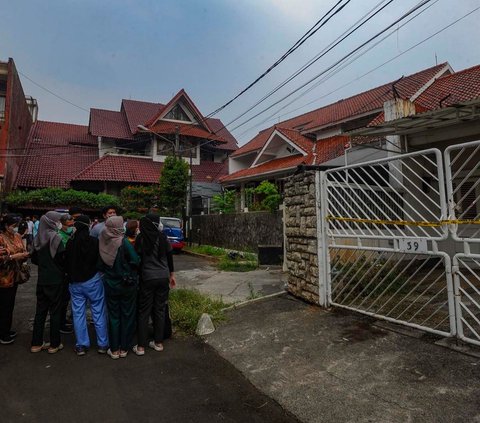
[30,342,50,353]
[9,330,17,338]
[47,343,64,354]
[119,350,128,358]
[60,325,74,334]
[0,335,14,345]
[75,346,87,356]
[97,347,108,355]
[149,340,164,352]
[107,349,120,360]
[132,345,145,356]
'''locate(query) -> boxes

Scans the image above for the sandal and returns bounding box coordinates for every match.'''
[149,341,164,352]
[119,350,128,358]
[107,349,120,360]
[132,345,145,356]
[47,344,64,354]
[30,342,50,353]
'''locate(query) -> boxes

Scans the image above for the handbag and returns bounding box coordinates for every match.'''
[15,261,31,285]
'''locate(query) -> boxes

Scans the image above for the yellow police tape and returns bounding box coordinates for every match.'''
[326,216,480,227]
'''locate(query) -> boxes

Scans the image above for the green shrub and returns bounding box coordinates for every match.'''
[169,289,226,335]
[6,188,120,210]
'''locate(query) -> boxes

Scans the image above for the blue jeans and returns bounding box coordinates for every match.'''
[69,272,109,349]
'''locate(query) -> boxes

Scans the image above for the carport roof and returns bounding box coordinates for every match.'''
[350,98,480,137]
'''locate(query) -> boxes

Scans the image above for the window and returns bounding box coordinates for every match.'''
[164,105,191,122]
[0,96,5,121]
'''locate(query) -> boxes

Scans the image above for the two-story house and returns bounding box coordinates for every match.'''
[16,89,238,213]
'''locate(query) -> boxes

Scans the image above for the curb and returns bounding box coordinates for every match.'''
[221,290,288,312]
[182,249,220,262]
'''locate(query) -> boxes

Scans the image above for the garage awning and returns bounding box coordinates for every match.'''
[350,98,480,137]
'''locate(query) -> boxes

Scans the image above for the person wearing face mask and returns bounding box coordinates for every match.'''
[0,214,29,345]
[98,216,140,359]
[30,211,67,354]
[58,214,75,334]
[66,215,109,356]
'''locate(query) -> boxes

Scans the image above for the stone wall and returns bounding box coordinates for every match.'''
[191,211,283,252]
[284,170,320,304]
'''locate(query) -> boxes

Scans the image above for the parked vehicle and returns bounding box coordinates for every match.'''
[160,217,185,251]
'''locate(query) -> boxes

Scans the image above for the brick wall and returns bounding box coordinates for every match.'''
[0,59,33,192]
[284,170,320,304]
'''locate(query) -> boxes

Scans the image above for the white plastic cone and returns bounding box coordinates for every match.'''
[196,313,215,336]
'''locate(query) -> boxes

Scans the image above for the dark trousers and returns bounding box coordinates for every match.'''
[60,281,71,327]
[137,278,170,347]
[0,285,18,339]
[104,283,137,351]
[31,284,63,348]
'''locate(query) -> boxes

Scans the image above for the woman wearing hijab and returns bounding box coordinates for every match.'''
[133,214,176,356]
[0,214,29,345]
[66,215,109,356]
[31,211,66,354]
[99,216,140,359]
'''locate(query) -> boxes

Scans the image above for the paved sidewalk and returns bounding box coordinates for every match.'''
[206,294,480,423]
[175,253,286,303]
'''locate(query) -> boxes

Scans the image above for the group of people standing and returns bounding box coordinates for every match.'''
[0,206,176,359]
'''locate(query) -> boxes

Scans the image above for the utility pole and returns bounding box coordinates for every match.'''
[174,125,180,157]
[188,147,193,246]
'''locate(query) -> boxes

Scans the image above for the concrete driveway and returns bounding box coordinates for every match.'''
[175,252,286,303]
[206,294,480,423]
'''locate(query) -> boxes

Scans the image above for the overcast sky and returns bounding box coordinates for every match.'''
[1,0,479,145]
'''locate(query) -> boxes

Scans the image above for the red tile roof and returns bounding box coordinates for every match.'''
[149,121,227,143]
[234,63,450,157]
[74,155,163,183]
[16,121,98,189]
[89,108,133,140]
[223,135,351,183]
[73,154,229,184]
[231,127,274,157]
[192,161,228,182]
[221,154,311,183]
[145,89,213,133]
[276,127,314,153]
[206,118,238,151]
[121,99,164,134]
[415,64,480,110]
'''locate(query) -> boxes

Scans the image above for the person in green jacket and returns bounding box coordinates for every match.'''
[98,216,140,359]
[30,211,66,354]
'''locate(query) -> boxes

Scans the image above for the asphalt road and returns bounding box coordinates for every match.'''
[1,254,298,423]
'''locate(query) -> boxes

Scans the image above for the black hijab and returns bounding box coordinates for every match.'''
[139,214,167,257]
[66,215,99,282]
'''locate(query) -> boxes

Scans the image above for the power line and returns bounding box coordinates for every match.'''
[230,0,435,132]
[225,0,396,128]
[206,0,352,117]
[237,0,442,137]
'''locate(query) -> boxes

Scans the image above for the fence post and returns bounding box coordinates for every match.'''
[316,170,329,307]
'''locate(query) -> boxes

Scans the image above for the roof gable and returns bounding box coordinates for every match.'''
[145,89,212,133]
[121,99,164,134]
[251,128,309,167]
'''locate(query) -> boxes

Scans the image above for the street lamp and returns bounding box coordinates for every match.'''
[137,124,177,157]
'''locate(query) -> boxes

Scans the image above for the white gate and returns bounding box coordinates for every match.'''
[445,140,480,345]
[320,148,457,337]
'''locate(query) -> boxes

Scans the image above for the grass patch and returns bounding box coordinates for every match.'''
[169,288,227,335]
[185,245,258,272]
[218,257,258,272]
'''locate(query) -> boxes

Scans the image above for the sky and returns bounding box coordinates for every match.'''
[1,0,480,145]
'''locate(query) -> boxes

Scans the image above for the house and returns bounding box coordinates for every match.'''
[0,58,37,194]
[16,89,238,213]
[222,62,454,210]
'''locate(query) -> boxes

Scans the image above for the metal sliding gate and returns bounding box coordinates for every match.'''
[319,142,480,344]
